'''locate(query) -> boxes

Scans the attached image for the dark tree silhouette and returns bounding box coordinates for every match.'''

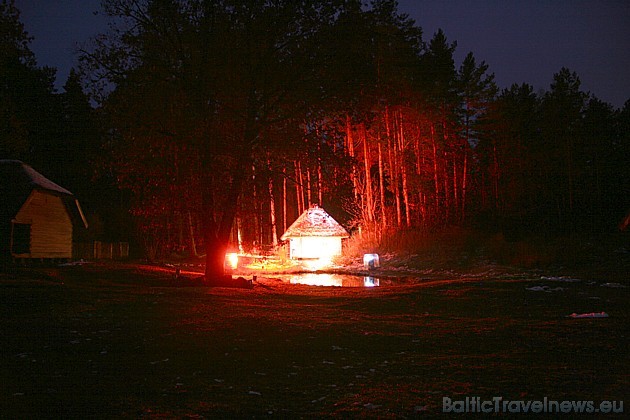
[0,0,57,164]
[81,0,381,279]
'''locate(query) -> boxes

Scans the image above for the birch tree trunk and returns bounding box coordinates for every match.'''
[414,127,427,224]
[443,160,450,221]
[268,163,278,246]
[430,123,440,217]
[453,154,459,218]
[493,142,500,211]
[317,156,323,206]
[345,115,359,201]
[188,211,198,257]
[299,161,306,211]
[398,110,411,227]
[378,136,387,229]
[402,163,410,227]
[295,160,303,214]
[250,164,261,246]
[316,131,323,206]
[282,167,287,233]
[306,165,312,207]
[361,123,374,223]
[236,214,244,253]
[461,150,468,223]
[386,107,402,227]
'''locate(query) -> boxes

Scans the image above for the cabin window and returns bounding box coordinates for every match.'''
[11,223,31,254]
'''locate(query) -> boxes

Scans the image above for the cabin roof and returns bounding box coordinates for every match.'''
[0,160,86,227]
[1,159,73,195]
[281,205,349,240]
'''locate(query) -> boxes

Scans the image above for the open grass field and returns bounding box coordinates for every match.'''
[1,263,627,418]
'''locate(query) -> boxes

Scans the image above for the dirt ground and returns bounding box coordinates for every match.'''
[1,263,627,418]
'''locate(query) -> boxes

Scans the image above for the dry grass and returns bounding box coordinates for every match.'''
[342,228,630,280]
[1,263,627,417]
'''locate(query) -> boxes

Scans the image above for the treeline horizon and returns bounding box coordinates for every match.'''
[2,0,628,266]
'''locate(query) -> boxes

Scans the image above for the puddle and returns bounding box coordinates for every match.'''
[277,273,380,287]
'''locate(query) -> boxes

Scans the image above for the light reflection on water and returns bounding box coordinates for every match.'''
[285,273,380,287]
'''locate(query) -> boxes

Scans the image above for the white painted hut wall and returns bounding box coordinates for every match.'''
[289,236,342,259]
[13,190,73,258]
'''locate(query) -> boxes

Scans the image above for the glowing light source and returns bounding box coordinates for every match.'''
[302,257,333,271]
[363,253,380,269]
[298,237,340,260]
[363,276,379,287]
[226,253,238,270]
[287,273,380,287]
[290,273,341,287]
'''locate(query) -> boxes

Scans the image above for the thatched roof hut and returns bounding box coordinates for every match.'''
[281,205,348,259]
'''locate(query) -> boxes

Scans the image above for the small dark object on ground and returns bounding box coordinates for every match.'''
[204,275,253,289]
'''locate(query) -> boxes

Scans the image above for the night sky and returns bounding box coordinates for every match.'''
[14,0,630,108]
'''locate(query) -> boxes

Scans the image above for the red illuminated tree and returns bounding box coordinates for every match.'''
[81,0,383,279]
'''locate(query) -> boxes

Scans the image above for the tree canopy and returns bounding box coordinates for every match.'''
[3,0,627,273]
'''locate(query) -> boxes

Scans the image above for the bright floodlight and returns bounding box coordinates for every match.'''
[302,257,332,271]
[363,276,379,287]
[226,252,238,270]
[363,253,380,269]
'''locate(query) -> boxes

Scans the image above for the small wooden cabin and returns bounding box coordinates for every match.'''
[281,205,349,260]
[0,160,87,261]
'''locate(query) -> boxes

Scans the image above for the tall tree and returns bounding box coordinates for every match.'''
[478,83,539,235]
[540,67,587,232]
[417,29,459,222]
[580,97,617,231]
[81,0,370,279]
[614,100,630,228]
[457,52,497,222]
[0,0,57,164]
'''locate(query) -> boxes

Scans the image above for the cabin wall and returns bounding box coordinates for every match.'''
[289,236,342,259]
[12,190,73,259]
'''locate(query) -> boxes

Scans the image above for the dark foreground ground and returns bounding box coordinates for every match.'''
[1,263,627,418]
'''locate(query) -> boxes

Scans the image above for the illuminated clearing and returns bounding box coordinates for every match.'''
[287,273,379,287]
